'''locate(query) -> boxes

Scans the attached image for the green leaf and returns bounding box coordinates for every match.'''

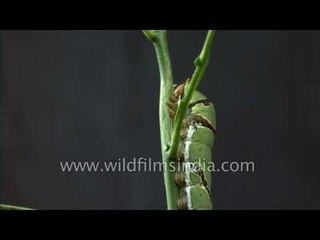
[0,204,34,210]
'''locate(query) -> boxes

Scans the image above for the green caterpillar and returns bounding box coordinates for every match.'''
[167,79,216,210]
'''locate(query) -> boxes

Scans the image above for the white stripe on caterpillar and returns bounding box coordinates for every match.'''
[184,186,193,210]
[183,125,196,161]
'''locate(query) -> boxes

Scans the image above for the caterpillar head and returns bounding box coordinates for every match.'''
[173,78,190,99]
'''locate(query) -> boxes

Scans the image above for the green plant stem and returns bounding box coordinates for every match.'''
[143,30,216,210]
[168,30,216,158]
[0,204,34,210]
[143,30,179,210]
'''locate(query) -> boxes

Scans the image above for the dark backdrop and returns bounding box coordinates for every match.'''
[1,30,320,209]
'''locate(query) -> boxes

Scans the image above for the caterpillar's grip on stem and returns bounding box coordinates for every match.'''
[166,80,216,210]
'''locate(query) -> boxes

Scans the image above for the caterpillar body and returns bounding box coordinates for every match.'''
[167,79,216,210]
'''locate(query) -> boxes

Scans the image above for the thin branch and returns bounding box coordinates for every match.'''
[169,30,216,158]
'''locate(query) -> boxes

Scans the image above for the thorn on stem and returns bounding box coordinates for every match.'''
[194,57,202,66]
[166,144,170,152]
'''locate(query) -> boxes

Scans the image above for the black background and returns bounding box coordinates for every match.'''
[1,30,320,209]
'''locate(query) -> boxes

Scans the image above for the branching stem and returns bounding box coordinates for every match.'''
[142,30,216,210]
[143,30,178,209]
